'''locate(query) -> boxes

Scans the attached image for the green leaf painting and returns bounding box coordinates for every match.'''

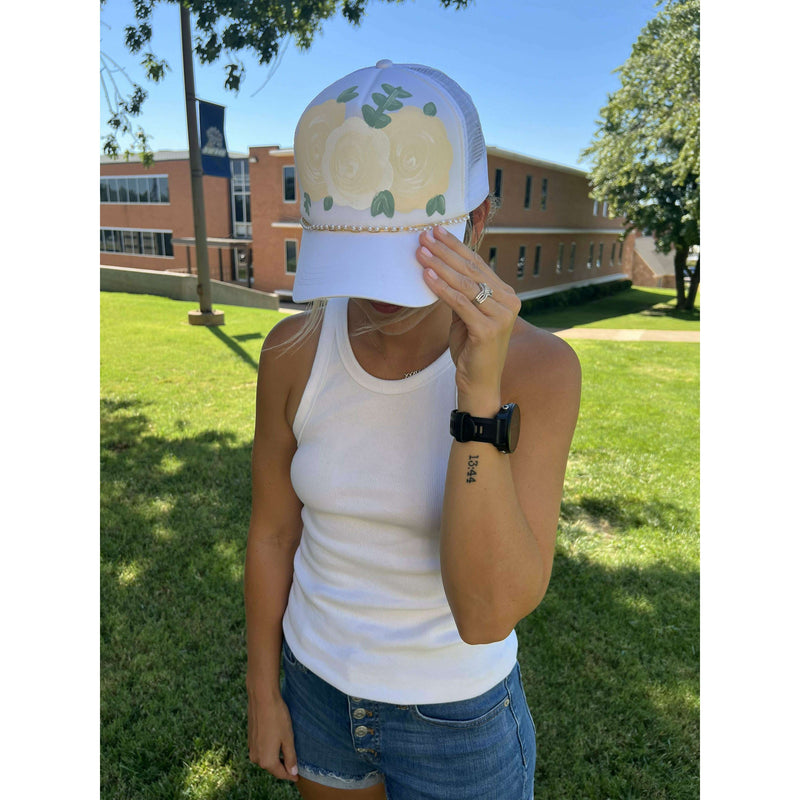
[372,92,403,111]
[382,83,412,98]
[425,194,446,216]
[362,104,391,129]
[304,192,311,216]
[362,84,413,128]
[323,196,333,211]
[423,102,437,116]
[371,190,395,218]
[336,86,359,103]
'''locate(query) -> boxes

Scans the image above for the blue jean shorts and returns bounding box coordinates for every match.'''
[281,640,536,799]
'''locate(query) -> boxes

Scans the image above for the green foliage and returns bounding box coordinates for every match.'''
[519,279,632,317]
[580,0,699,260]
[522,285,700,331]
[101,0,473,164]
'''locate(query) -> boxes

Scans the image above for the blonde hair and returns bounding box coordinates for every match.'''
[269,194,500,355]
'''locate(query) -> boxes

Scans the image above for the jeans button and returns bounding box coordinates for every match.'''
[353,708,367,720]
[354,725,369,738]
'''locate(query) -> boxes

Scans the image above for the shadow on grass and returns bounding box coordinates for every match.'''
[527,287,700,330]
[101,397,298,800]
[101,398,698,799]
[560,494,698,536]
[518,548,699,800]
[207,326,260,371]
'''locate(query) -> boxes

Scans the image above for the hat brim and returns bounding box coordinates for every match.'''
[291,218,468,308]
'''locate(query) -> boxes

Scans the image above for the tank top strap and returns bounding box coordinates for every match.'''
[292,299,345,443]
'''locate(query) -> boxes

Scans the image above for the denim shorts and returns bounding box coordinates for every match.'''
[281,640,536,799]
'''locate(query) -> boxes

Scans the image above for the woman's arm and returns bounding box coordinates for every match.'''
[245,315,314,783]
[418,223,581,644]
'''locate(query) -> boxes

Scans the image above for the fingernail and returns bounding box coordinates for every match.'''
[421,246,433,259]
[425,268,438,281]
[422,230,434,244]
[290,766,298,776]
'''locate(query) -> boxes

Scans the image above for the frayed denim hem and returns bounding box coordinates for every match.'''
[297,761,384,790]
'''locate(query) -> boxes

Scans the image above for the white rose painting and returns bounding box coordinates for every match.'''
[294,83,453,221]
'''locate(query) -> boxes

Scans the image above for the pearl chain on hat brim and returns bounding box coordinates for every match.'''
[300,213,470,234]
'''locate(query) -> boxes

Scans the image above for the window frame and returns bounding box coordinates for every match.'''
[100,174,170,205]
[516,245,526,279]
[283,165,297,203]
[494,168,503,198]
[100,227,174,258]
[285,238,299,274]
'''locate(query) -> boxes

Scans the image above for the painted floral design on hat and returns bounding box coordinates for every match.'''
[295,82,454,221]
[321,117,393,211]
[295,98,346,202]
[385,105,452,214]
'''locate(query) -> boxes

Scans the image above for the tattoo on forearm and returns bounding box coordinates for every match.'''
[466,454,479,484]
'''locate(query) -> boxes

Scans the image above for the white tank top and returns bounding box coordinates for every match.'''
[282,298,518,704]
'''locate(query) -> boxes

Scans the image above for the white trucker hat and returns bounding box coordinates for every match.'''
[291,59,489,307]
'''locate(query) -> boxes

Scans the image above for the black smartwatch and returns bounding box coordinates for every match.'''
[450,403,521,454]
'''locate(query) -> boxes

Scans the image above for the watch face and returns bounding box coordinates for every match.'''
[506,404,521,453]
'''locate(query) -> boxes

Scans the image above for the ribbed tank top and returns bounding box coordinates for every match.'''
[282,298,518,704]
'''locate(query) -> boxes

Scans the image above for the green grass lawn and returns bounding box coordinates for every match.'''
[101,291,699,799]
[524,286,700,331]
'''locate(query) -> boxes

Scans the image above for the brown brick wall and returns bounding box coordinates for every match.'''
[248,147,303,294]
[100,157,232,273]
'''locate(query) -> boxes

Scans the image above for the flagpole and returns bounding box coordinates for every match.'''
[180,4,224,326]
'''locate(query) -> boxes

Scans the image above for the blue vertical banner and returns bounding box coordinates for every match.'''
[199,100,230,177]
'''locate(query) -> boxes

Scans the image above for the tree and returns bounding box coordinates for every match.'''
[580,0,699,310]
[100,0,471,165]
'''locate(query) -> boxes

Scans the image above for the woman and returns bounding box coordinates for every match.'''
[245,61,581,800]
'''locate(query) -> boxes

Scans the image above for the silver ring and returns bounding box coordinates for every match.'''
[472,282,493,305]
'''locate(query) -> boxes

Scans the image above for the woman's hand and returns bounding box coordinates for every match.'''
[247,689,299,783]
[417,223,521,416]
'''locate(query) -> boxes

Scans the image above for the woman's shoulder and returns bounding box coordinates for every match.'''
[504,316,582,403]
[258,310,324,430]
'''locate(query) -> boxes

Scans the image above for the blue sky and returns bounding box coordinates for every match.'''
[100,0,661,170]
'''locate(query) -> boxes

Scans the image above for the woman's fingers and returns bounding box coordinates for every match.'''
[418,226,518,309]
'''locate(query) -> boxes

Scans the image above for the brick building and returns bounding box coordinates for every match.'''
[100,146,632,299]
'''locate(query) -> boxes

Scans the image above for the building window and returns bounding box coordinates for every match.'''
[517,245,526,279]
[285,239,298,273]
[524,175,532,209]
[556,242,564,274]
[540,178,548,211]
[569,242,576,271]
[602,201,609,217]
[533,244,541,276]
[610,242,616,265]
[597,243,604,268]
[593,199,598,215]
[100,227,173,257]
[494,168,503,198]
[283,165,297,202]
[618,239,624,265]
[587,243,594,269]
[488,247,498,271]
[231,159,252,237]
[100,175,169,204]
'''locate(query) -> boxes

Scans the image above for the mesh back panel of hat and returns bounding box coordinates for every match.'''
[405,64,489,214]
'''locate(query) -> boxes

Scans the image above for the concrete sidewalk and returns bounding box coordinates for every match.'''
[546,327,699,343]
